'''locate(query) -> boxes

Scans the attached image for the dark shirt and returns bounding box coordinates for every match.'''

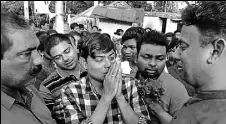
[170,90,226,124]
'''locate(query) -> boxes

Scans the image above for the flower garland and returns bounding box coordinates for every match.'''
[137,78,165,103]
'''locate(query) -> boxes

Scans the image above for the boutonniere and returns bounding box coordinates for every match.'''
[137,78,165,103]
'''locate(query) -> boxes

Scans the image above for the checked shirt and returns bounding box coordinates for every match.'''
[61,76,151,124]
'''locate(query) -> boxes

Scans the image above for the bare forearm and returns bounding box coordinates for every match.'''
[117,96,139,124]
[90,97,111,124]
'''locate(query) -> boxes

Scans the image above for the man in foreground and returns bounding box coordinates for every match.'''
[1,12,56,124]
[170,1,226,124]
[61,33,151,124]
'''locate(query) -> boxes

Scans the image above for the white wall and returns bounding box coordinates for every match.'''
[165,19,177,33]
[99,22,131,37]
[143,16,178,33]
[143,16,163,32]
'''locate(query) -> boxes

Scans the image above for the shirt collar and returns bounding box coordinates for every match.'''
[56,61,86,79]
[1,87,33,110]
[194,90,226,100]
[1,91,16,110]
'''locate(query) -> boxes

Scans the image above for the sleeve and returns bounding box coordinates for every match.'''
[61,86,93,124]
[169,80,190,115]
[127,79,152,124]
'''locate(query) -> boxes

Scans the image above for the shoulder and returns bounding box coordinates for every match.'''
[62,77,87,93]
[159,72,187,91]
[42,70,59,85]
[171,99,226,124]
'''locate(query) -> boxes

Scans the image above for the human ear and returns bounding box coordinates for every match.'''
[207,38,226,64]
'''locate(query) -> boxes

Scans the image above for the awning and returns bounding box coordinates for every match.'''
[90,6,144,23]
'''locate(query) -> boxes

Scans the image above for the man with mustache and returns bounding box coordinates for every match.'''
[136,30,189,124]
[121,27,146,78]
[170,2,226,124]
[60,33,152,124]
[1,12,56,124]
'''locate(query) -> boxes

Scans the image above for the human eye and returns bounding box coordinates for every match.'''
[95,56,104,62]
[19,51,32,59]
[108,54,116,61]
[141,55,149,60]
[64,48,70,53]
[157,56,165,61]
[54,55,61,60]
[179,43,188,51]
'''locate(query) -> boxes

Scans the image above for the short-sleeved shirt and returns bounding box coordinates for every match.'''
[170,90,226,124]
[1,85,56,124]
[136,71,190,116]
[41,62,87,99]
[61,76,151,124]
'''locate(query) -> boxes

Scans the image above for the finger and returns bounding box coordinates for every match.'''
[111,60,120,79]
[106,61,116,78]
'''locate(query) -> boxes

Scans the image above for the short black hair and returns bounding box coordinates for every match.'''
[81,32,115,60]
[70,23,79,30]
[102,33,111,39]
[114,29,124,35]
[165,32,174,37]
[92,26,98,30]
[39,20,48,28]
[79,24,84,29]
[36,31,50,52]
[122,27,145,44]
[137,30,168,53]
[47,29,58,35]
[181,1,226,46]
[44,33,71,57]
[69,31,81,37]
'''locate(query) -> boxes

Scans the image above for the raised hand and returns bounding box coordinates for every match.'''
[102,60,121,102]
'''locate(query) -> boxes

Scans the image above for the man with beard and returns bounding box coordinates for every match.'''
[41,34,86,122]
[170,2,226,124]
[60,33,152,124]
[121,27,146,78]
[1,12,56,124]
[136,30,189,124]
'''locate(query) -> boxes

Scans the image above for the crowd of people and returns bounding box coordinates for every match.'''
[1,1,226,124]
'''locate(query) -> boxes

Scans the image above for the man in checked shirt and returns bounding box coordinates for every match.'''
[61,32,152,124]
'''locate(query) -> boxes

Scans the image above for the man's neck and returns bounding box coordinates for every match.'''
[197,78,226,91]
[88,75,104,95]
[57,62,80,79]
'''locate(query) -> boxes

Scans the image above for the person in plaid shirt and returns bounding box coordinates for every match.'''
[61,32,151,124]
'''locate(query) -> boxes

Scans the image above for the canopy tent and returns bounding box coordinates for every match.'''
[71,1,144,24]
[90,6,144,23]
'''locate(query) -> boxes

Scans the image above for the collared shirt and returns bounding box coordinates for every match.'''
[61,76,151,124]
[170,90,226,124]
[41,62,87,99]
[1,85,56,124]
[135,71,190,116]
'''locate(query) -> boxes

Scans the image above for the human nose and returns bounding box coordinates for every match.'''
[148,59,157,67]
[33,50,43,66]
[62,54,70,62]
[104,57,111,68]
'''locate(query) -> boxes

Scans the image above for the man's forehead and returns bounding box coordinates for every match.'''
[10,29,39,51]
[181,25,200,44]
[94,50,115,56]
[140,44,166,54]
